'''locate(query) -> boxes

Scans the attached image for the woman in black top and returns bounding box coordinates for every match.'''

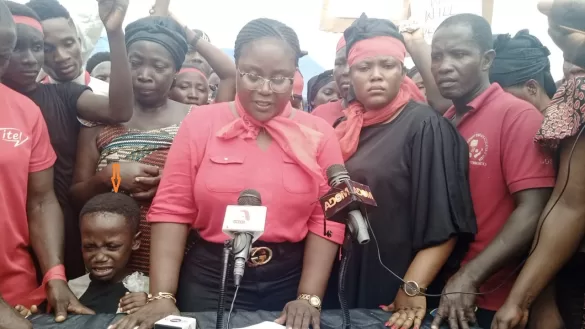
[307,70,339,112]
[333,15,476,329]
[2,0,134,279]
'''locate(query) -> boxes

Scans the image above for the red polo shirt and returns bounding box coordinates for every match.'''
[312,100,344,126]
[444,83,556,311]
[0,84,56,307]
[148,102,345,245]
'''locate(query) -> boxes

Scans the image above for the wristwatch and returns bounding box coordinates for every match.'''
[401,281,427,297]
[297,294,322,311]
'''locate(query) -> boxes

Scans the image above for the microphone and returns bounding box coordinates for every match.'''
[222,189,266,286]
[320,164,377,244]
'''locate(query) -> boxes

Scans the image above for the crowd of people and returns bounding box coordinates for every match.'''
[0,0,584,328]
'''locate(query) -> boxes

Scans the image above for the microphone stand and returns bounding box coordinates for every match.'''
[216,240,232,329]
[338,230,353,329]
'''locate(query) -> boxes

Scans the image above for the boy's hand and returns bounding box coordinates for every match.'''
[119,292,148,314]
[14,305,38,318]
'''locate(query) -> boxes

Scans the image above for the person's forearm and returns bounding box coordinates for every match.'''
[297,233,338,298]
[70,168,112,209]
[463,199,549,286]
[149,223,189,295]
[404,238,456,287]
[405,39,453,113]
[28,191,64,274]
[506,205,585,308]
[189,38,236,81]
[107,28,134,122]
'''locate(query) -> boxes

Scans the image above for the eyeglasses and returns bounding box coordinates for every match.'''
[238,69,294,93]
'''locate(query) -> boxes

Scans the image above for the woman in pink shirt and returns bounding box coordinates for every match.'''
[111,18,345,329]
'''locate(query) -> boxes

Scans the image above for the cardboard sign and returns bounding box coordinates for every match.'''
[320,0,494,37]
[319,0,410,33]
[410,0,483,43]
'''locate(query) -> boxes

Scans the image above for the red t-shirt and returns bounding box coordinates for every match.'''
[311,100,344,126]
[148,102,346,245]
[444,84,556,311]
[0,84,56,307]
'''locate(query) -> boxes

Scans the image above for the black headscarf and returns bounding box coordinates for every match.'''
[490,30,556,98]
[125,16,188,71]
[307,70,334,112]
[343,13,404,59]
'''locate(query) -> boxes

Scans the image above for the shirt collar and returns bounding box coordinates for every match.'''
[443,83,504,119]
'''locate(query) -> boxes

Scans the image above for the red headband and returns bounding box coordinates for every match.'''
[178,67,207,80]
[13,16,43,33]
[347,36,406,67]
[336,36,346,52]
[293,70,304,95]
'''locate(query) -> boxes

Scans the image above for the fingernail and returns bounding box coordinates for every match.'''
[392,326,397,329]
[135,178,140,182]
[384,322,390,327]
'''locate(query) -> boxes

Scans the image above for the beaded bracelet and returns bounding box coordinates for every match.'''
[147,292,177,304]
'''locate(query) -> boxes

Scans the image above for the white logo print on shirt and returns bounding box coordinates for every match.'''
[0,128,29,147]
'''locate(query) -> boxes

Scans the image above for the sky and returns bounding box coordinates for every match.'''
[15,0,565,80]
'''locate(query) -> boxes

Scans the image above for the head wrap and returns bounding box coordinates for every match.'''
[536,76,585,149]
[13,15,43,33]
[293,69,304,96]
[178,67,207,81]
[407,66,420,79]
[335,14,425,161]
[307,70,335,111]
[336,36,346,52]
[125,16,188,71]
[490,30,556,98]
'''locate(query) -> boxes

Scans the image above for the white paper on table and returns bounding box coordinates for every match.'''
[235,322,285,329]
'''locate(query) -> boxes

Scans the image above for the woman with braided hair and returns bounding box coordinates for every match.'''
[110,18,344,329]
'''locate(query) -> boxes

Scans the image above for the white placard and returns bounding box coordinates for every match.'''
[409,0,483,43]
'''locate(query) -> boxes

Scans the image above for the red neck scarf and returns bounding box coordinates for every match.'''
[335,36,425,161]
[217,97,325,181]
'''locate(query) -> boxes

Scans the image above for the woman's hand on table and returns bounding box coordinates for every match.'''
[383,290,426,329]
[119,292,149,315]
[275,299,321,329]
[46,280,95,322]
[109,298,179,329]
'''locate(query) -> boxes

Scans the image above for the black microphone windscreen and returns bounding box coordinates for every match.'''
[326,164,347,180]
[238,189,262,206]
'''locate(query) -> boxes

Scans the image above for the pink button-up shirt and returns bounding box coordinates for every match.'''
[148,102,345,244]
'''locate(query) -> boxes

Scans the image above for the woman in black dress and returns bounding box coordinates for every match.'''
[334,15,476,329]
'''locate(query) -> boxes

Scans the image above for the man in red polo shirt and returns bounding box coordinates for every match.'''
[429,14,556,329]
[0,1,92,328]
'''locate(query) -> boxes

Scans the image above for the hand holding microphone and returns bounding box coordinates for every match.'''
[222,189,267,286]
[320,164,376,244]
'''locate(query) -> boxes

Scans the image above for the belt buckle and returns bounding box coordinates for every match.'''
[247,246,273,267]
